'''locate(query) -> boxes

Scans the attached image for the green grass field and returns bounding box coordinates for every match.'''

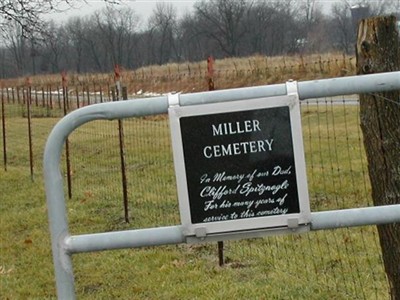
[0,100,389,299]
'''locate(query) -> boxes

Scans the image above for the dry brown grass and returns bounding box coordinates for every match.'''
[1,52,356,96]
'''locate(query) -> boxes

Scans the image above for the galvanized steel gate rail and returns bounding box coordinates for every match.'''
[43,72,400,299]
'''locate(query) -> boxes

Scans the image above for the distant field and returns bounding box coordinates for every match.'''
[0,98,389,299]
[2,52,356,97]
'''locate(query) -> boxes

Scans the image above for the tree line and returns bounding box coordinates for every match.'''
[0,0,398,79]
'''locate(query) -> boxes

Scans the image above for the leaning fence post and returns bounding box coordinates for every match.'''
[114,64,129,223]
[49,85,53,110]
[17,86,21,105]
[26,77,34,181]
[93,82,97,104]
[62,71,72,199]
[41,86,45,108]
[86,85,90,106]
[34,86,38,107]
[57,86,61,110]
[75,88,80,109]
[356,15,400,299]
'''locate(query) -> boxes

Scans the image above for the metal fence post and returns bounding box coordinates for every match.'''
[114,64,129,223]
[62,72,72,199]
[26,78,34,180]
[1,87,6,171]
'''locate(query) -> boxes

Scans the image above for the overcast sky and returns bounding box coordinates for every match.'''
[46,0,348,24]
[47,0,198,23]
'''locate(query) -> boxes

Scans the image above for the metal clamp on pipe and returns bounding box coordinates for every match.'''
[168,93,180,107]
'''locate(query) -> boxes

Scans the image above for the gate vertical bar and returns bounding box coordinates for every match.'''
[44,123,76,300]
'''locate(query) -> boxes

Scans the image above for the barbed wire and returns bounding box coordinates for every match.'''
[367,92,400,106]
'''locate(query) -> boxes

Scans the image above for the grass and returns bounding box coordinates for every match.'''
[0,96,389,299]
[2,52,356,98]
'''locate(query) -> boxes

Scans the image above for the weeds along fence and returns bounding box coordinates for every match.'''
[1,56,390,298]
[1,53,356,97]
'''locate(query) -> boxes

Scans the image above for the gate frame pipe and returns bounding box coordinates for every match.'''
[44,71,400,299]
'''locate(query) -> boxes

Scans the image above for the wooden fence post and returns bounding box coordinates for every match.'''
[356,15,400,299]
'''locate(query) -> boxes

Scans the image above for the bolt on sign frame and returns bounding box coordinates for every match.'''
[43,71,400,299]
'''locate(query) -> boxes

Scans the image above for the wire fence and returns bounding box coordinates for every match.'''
[0,59,391,298]
[1,53,356,98]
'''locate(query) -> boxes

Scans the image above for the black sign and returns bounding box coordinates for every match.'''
[179,106,300,224]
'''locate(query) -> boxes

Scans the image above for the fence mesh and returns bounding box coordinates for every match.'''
[0,69,390,298]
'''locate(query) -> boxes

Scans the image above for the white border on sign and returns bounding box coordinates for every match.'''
[168,94,310,238]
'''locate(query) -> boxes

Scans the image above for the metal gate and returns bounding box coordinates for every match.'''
[43,71,400,299]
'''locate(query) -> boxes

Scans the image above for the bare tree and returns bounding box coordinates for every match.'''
[41,21,67,73]
[1,0,65,36]
[0,0,118,37]
[148,2,178,65]
[2,21,29,75]
[0,47,7,77]
[93,7,140,69]
[298,0,320,30]
[175,13,208,62]
[6,0,397,78]
[245,2,275,55]
[354,0,396,15]
[268,1,298,55]
[194,0,252,57]
[329,0,397,54]
[337,0,398,25]
[81,17,106,72]
[297,0,325,46]
[331,2,354,54]
[64,17,87,73]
